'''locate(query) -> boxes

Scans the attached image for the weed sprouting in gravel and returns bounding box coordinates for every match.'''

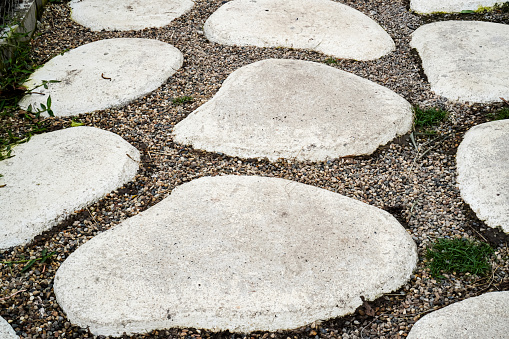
[413,105,448,129]
[487,107,509,121]
[426,238,494,278]
[172,96,194,105]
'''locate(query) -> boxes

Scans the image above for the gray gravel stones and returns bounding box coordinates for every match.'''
[408,292,509,338]
[173,59,413,162]
[70,0,194,31]
[456,119,509,233]
[0,126,139,250]
[19,38,183,116]
[410,0,501,14]
[0,316,17,339]
[410,21,509,103]
[54,175,417,336]
[204,0,395,60]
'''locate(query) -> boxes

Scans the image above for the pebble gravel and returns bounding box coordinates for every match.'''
[0,0,508,338]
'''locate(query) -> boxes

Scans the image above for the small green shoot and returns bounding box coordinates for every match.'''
[1,249,56,273]
[324,57,338,65]
[71,117,84,127]
[172,96,194,105]
[487,107,509,121]
[413,106,448,129]
[426,238,494,278]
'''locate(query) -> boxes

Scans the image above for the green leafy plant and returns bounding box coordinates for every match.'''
[1,248,56,273]
[426,238,494,278]
[413,105,448,129]
[487,107,509,121]
[172,96,194,105]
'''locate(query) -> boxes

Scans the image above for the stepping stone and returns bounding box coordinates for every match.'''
[19,38,183,117]
[411,0,501,14]
[408,292,509,338]
[54,175,417,336]
[204,0,395,60]
[410,21,509,103]
[0,316,17,339]
[70,0,194,31]
[173,59,413,162]
[456,119,509,233]
[0,126,139,250]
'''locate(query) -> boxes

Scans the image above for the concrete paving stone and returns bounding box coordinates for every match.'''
[172,59,413,162]
[0,126,140,250]
[408,292,509,338]
[411,0,501,14]
[19,38,183,116]
[456,119,509,233]
[204,0,395,60]
[70,0,194,31]
[54,175,417,336]
[0,316,18,339]
[410,21,509,103]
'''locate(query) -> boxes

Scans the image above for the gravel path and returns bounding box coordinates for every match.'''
[1,0,508,338]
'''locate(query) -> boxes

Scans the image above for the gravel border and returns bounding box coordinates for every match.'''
[0,0,508,338]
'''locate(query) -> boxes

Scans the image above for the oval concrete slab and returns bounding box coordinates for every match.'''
[411,0,500,14]
[172,59,413,162]
[456,119,509,233]
[70,0,194,31]
[204,0,394,60]
[0,316,17,339]
[0,127,140,250]
[408,292,509,338]
[410,21,509,103]
[54,175,417,336]
[19,38,183,116]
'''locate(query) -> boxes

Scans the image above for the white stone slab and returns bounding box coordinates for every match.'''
[0,127,140,250]
[70,0,194,31]
[411,0,501,14]
[54,175,417,336]
[0,316,17,339]
[410,21,509,103]
[19,38,183,116]
[173,59,413,162]
[204,0,394,60]
[408,292,509,338]
[456,119,509,233]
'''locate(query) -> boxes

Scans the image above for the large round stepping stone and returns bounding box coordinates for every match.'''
[411,0,501,14]
[19,38,183,116]
[0,316,17,339]
[204,0,395,60]
[0,126,140,250]
[410,21,509,103]
[456,119,509,233]
[54,175,417,336]
[172,59,413,162]
[408,292,509,338]
[70,0,194,31]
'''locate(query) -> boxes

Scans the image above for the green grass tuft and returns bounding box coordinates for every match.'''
[413,106,448,129]
[487,107,509,121]
[324,57,338,65]
[426,238,494,278]
[172,96,194,105]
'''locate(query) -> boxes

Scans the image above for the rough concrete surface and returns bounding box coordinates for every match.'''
[410,21,509,103]
[408,292,509,338]
[456,119,509,233]
[204,0,395,60]
[54,175,417,336]
[70,0,194,31]
[0,126,140,250]
[0,316,18,339]
[172,59,413,162]
[410,0,501,13]
[19,38,183,116]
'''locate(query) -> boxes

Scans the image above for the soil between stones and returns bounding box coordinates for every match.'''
[0,0,508,338]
